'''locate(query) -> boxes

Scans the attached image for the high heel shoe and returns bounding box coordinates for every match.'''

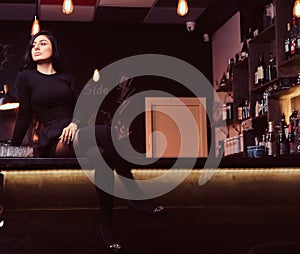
[98,224,122,253]
[128,200,166,216]
[0,205,4,228]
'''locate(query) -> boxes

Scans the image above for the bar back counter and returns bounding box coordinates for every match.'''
[1,157,300,210]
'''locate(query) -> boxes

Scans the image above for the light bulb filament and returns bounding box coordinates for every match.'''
[62,0,74,15]
[293,0,300,18]
[31,16,40,36]
[177,0,188,16]
[93,69,100,82]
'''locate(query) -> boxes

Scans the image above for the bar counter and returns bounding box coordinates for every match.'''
[1,156,300,169]
[1,156,300,210]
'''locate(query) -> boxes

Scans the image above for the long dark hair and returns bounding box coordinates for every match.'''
[20,30,67,73]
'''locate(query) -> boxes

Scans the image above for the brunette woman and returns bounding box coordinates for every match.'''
[11,30,165,253]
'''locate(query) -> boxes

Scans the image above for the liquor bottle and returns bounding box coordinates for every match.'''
[265,53,277,82]
[255,101,260,117]
[262,89,269,114]
[263,2,274,30]
[284,23,291,60]
[246,27,254,45]
[225,58,234,85]
[241,35,248,59]
[219,72,227,87]
[237,99,244,121]
[266,121,278,157]
[243,99,250,119]
[290,17,298,57]
[297,27,300,55]
[256,52,266,85]
[226,102,233,120]
[294,121,300,154]
[288,123,295,155]
[289,108,298,134]
[259,131,267,155]
[296,73,300,86]
[278,113,289,156]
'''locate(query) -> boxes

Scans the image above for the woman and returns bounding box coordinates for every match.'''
[11,30,165,253]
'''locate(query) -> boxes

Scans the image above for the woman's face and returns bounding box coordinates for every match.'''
[31,35,53,63]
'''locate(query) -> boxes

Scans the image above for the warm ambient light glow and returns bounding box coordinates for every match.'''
[0,84,19,110]
[293,0,300,18]
[177,0,188,16]
[31,16,40,37]
[93,68,100,82]
[0,102,19,111]
[62,0,74,15]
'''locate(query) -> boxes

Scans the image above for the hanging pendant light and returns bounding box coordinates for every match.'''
[177,0,188,17]
[62,0,74,15]
[31,15,40,37]
[293,0,300,18]
[93,68,100,82]
[31,0,40,36]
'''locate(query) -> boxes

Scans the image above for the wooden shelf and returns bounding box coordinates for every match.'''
[251,114,268,122]
[278,55,300,77]
[216,83,232,93]
[234,57,248,69]
[249,25,275,44]
[251,78,279,93]
[269,85,300,100]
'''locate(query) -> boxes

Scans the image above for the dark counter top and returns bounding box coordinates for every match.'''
[0,156,300,170]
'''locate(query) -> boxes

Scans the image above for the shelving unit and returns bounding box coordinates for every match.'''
[216,0,300,157]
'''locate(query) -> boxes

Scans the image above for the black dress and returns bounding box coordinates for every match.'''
[11,69,77,157]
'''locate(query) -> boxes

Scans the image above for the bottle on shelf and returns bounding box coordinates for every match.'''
[289,108,298,135]
[290,17,298,58]
[263,1,274,30]
[219,72,227,87]
[226,102,233,120]
[240,35,248,60]
[255,52,266,86]
[265,53,277,82]
[262,89,270,114]
[288,122,295,155]
[266,121,278,157]
[296,73,300,86]
[278,113,289,156]
[255,101,260,117]
[237,99,244,121]
[243,99,250,119]
[259,131,267,154]
[246,27,254,45]
[284,23,291,60]
[225,58,234,85]
[294,120,300,155]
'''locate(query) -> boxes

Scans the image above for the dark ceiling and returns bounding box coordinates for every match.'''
[0,0,269,37]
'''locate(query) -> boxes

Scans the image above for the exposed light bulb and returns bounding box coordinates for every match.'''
[31,15,40,37]
[293,0,300,18]
[177,0,188,17]
[93,69,100,82]
[62,0,74,15]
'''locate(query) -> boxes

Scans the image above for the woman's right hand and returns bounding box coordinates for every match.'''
[59,122,78,144]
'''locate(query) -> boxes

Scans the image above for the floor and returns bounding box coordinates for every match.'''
[0,205,300,254]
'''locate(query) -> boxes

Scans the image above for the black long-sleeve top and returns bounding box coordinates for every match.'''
[11,69,77,156]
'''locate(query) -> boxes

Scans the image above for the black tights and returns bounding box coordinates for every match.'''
[55,125,133,228]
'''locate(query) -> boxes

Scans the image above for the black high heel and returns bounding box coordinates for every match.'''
[98,224,122,253]
[0,205,4,228]
[129,200,166,216]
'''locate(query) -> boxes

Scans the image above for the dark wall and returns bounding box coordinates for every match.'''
[0,21,213,152]
[0,21,212,90]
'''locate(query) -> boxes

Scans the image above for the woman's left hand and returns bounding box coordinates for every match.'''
[59,122,78,144]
